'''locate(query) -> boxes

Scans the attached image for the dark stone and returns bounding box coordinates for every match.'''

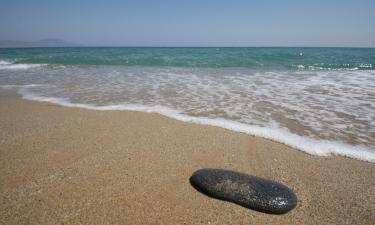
[189,168,297,214]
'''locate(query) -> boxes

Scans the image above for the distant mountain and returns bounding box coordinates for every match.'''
[0,39,82,48]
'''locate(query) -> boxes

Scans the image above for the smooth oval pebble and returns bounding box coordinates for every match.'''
[190,168,297,214]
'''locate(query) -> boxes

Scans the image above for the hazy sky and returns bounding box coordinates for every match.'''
[1,0,374,47]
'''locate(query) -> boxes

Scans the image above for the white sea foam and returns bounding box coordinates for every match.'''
[1,64,374,163]
[297,65,305,70]
[0,84,47,88]
[0,61,46,70]
[0,60,13,65]
[18,86,375,163]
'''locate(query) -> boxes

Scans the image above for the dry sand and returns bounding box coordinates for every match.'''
[0,96,374,225]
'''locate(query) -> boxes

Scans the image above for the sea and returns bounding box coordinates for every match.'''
[0,47,374,162]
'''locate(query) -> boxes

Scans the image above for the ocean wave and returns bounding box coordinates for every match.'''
[0,64,46,70]
[0,84,47,88]
[0,60,46,70]
[296,63,373,71]
[18,86,375,163]
[0,60,13,65]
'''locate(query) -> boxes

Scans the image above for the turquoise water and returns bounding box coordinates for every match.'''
[0,47,374,70]
[0,47,375,162]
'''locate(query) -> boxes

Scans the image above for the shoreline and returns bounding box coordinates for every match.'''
[17,87,375,163]
[1,96,374,224]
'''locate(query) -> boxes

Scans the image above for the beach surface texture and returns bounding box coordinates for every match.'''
[1,96,374,225]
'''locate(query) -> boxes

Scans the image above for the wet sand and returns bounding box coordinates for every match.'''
[0,96,374,225]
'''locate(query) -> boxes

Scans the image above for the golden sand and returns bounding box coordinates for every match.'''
[0,96,374,224]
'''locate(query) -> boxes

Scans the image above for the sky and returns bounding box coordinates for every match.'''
[0,0,374,47]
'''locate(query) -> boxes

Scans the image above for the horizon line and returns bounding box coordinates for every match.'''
[1,45,375,49]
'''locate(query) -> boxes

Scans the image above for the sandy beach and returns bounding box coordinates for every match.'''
[0,96,374,225]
